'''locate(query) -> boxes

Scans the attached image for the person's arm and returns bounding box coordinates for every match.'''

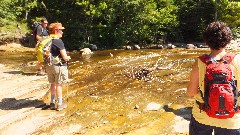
[60,49,71,62]
[36,34,42,41]
[187,60,199,97]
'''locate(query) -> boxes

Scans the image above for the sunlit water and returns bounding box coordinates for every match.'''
[1,48,219,134]
[61,48,210,134]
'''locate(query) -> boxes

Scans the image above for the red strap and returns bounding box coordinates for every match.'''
[198,53,236,64]
[222,53,236,64]
[198,55,211,64]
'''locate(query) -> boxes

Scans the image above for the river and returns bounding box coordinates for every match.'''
[1,47,212,134]
[60,48,208,134]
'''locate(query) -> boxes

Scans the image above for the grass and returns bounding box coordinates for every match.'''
[0,20,30,41]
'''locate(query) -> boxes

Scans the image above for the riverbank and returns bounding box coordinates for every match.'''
[0,43,59,134]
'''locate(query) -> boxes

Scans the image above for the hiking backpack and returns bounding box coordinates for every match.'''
[29,22,43,47]
[198,53,239,119]
[32,22,42,38]
[36,36,62,66]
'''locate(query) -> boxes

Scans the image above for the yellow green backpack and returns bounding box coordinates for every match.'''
[36,36,62,65]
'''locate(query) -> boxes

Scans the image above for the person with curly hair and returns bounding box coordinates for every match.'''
[187,21,240,135]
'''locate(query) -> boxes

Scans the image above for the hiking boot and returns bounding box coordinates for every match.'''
[57,103,67,111]
[50,103,55,110]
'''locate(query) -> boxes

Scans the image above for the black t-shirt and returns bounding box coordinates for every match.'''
[51,38,67,66]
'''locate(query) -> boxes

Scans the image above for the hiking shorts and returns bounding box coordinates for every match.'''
[45,65,68,84]
[189,115,240,135]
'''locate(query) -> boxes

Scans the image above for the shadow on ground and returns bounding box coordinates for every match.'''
[4,70,38,76]
[163,105,192,121]
[0,98,47,110]
[3,71,21,74]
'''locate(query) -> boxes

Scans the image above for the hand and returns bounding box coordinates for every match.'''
[67,56,71,61]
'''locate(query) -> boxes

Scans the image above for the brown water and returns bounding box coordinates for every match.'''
[1,48,213,134]
[63,48,209,134]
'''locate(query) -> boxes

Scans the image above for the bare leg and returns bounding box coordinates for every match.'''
[55,83,67,111]
[50,83,56,103]
[56,83,63,105]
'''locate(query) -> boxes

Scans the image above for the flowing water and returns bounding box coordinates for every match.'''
[61,48,209,134]
[1,48,215,134]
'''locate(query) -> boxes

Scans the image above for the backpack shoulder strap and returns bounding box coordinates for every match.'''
[198,54,211,64]
[222,53,236,64]
[34,23,40,31]
[199,53,236,64]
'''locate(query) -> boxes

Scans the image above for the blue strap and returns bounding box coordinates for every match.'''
[208,55,217,62]
[202,54,217,62]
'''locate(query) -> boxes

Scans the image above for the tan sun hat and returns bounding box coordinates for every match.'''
[49,23,65,33]
[55,24,65,30]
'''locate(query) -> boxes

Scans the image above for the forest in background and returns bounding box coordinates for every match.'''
[1,0,240,50]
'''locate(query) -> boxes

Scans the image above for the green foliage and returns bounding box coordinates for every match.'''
[3,0,240,50]
[177,0,215,42]
[70,0,179,48]
[222,1,240,38]
[0,0,37,21]
[0,0,18,21]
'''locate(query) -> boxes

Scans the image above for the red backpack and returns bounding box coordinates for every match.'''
[198,53,239,119]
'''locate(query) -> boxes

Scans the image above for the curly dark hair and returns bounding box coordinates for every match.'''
[203,21,232,50]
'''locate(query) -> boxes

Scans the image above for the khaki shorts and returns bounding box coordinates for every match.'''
[46,65,68,84]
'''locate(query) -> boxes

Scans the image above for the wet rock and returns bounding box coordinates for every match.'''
[146,102,161,111]
[195,42,207,48]
[126,46,132,50]
[72,50,78,53]
[167,43,176,49]
[134,104,139,109]
[133,45,140,50]
[80,48,93,55]
[186,44,197,49]
[197,44,207,48]
[88,44,97,51]
[110,53,113,57]
[173,43,185,47]
[156,44,163,49]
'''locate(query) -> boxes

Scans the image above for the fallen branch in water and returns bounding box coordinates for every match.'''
[125,58,183,81]
[125,65,158,81]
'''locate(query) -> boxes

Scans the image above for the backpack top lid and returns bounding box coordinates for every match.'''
[199,53,236,65]
[32,22,40,30]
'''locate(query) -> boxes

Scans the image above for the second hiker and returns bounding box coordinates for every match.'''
[36,17,49,75]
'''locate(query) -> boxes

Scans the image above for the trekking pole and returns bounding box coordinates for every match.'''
[66,80,69,102]
[66,61,70,102]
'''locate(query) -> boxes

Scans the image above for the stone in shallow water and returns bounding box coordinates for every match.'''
[146,102,161,111]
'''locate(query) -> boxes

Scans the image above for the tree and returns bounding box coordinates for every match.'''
[176,0,215,42]
[222,1,240,38]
